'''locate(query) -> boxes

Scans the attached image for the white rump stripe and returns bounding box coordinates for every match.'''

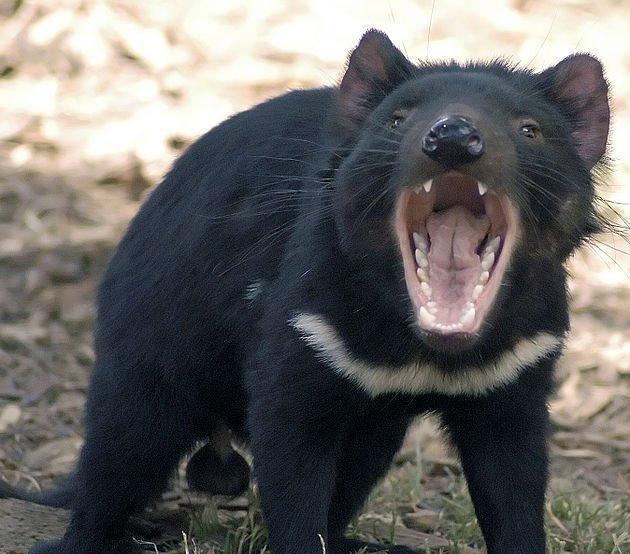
[290,312,563,397]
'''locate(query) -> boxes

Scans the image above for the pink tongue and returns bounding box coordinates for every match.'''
[426,206,490,321]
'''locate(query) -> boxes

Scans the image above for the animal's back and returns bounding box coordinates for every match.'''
[93,88,334,392]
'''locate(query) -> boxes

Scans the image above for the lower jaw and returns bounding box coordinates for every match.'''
[418,329,482,353]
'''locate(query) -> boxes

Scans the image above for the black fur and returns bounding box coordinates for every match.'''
[1,30,610,554]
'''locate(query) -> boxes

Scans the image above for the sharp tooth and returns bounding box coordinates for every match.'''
[427,301,437,314]
[416,267,429,281]
[479,270,489,284]
[415,250,429,268]
[472,284,484,300]
[477,182,488,196]
[420,307,436,326]
[459,307,476,327]
[413,185,422,194]
[413,232,427,252]
[481,252,495,271]
[420,282,432,297]
[485,236,501,254]
[423,180,433,193]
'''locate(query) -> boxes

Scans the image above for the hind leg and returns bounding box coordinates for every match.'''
[29,366,199,554]
[186,423,250,497]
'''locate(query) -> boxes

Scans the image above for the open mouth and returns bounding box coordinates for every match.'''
[396,172,520,336]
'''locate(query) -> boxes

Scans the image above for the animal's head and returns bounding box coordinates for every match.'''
[330,30,610,353]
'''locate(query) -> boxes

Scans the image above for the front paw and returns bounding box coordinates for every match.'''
[328,537,418,554]
[372,546,417,554]
[29,539,65,554]
[29,537,137,554]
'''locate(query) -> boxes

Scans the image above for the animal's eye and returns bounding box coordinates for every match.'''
[390,111,406,129]
[519,121,542,139]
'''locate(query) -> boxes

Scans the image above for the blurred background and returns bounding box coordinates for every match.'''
[0,1,628,552]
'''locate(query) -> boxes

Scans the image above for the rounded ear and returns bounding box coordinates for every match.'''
[540,54,610,169]
[334,29,415,138]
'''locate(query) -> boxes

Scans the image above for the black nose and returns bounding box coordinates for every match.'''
[421,116,484,167]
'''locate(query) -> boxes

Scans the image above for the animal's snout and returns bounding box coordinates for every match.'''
[421,115,484,168]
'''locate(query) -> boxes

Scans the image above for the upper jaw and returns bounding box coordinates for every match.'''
[395,171,520,343]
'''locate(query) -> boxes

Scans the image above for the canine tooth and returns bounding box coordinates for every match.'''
[420,282,432,297]
[477,182,488,196]
[423,180,433,193]
[416,267,429,281]
[413,185,422,194]
[413,232,427,252]
[472,284,484,300]
[479,271,489,284]
[481,252,495,271]
[420,307,436,326]
[459,307,476,327]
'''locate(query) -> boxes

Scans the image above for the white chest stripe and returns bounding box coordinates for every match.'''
[290,313,563,397]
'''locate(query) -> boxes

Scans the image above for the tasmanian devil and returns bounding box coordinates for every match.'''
[0,29,610,554]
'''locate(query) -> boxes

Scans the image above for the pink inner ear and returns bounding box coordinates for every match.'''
[350,34,389,83]
[336,33,392,132]
[552,55,610,169]
[335,30,413,136]
[337,61,378,133]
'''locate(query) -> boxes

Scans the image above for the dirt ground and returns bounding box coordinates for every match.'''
[0,1,628,553]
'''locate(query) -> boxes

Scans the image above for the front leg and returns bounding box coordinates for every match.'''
[328,409,413,538]
[440,372,552,554]
[327,409,416,554]
[248,366,352,554]
[250,419,339,554]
